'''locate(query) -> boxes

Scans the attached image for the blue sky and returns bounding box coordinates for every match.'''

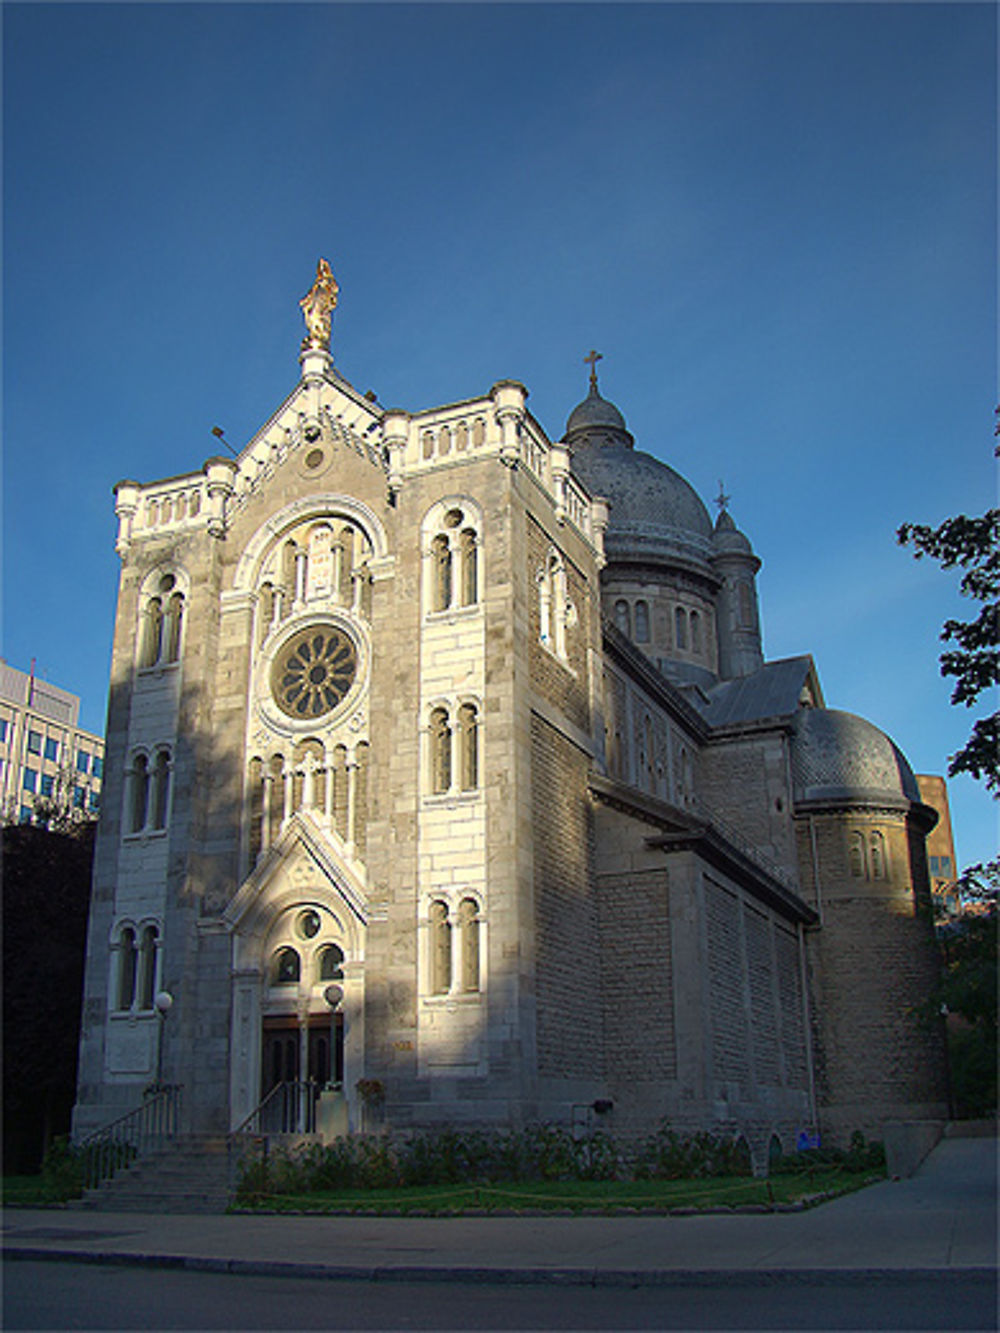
[3,3,996,866]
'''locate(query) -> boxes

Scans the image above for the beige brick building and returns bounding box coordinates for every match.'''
[74,267,946,1157]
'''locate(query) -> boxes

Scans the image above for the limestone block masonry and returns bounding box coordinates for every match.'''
[73,274,947,1154]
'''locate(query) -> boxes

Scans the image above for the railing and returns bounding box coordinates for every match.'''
[227,1081,322,1199]
[77,1083,183,1191]
[231,1080,318,1139]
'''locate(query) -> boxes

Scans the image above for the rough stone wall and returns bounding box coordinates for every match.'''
[531,713,600,1081]
[797,808,948,1144]
[598,868,677,1085]
[699,733,798,878]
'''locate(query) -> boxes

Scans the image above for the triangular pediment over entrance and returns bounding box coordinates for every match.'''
[223,812,370,951]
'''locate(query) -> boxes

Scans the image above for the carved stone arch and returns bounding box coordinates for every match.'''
[232,494,390,595]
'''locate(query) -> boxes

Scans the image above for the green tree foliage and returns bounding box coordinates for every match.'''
[2,820,95,1172]
[896,505,999,793]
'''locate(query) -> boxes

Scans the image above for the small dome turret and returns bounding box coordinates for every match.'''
[790,708,922,807]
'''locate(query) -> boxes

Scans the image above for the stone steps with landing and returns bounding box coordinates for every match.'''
[73,1135,233,1214]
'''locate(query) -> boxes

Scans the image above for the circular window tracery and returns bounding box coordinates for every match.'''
[270,625,358,719]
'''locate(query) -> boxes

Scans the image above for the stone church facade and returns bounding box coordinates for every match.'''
[74,266,947,1156]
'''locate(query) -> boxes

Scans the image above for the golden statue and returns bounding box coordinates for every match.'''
[300,258,339,350]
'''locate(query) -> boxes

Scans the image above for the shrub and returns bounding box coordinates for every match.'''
[39,1136,83,1200]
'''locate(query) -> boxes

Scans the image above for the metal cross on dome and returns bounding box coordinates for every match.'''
[583,349,603,390]
[715,480,732,513]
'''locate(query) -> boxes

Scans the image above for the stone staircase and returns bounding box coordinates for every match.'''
[74,1135,233,1214]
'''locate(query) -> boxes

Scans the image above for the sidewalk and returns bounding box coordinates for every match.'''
[3,1135,996,1287]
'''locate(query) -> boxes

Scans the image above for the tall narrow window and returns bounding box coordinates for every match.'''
[138,925,159,1010]
[634,600,650,643]
[675,606,688,650]
[151,750,171,830]
[849,831,867,878]
[614,600,631,636]
[460,529,477,606]
[431,535,452,612]
[690,610,701,653]
[870,830,886,880]
[458,704,479,791]
[430,901,451,994]
[139,598,163,668]
[164,592,185,663]
[117,927,137,1010]
[130,755,149,833]
[430,708,452,794]
[459,898,480,992]
[738,582,754,628]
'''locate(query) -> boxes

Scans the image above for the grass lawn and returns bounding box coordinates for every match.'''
[234,1168,884,1215]
[2,1175,69,1206]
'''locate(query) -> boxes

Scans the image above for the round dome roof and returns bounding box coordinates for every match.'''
[565,383,630,439]
[712,508,754,555]
[790,708,921,806]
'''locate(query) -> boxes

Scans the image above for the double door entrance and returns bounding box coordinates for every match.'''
[261,1015,344,1099]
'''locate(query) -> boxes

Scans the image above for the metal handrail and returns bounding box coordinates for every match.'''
[227,1080,321,1198]
[77,1083,183,1190]
[230,1080,318,1140]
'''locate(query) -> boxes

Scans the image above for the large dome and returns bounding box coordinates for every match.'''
[790,708,922,806]
[565,382,713,568]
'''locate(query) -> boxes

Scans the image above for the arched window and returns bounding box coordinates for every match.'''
[272,947,300,986]
[690,609,701,654]
[459,898,480,993]
[675,607,688,650]
[538,549,572,660]
[116,927,137,1010]
[151,750,171,830]
[163,592,185,663]
[318,943,344,982]
[460,529,477,606]
[138,925,158,1010]
[430,708,452,794]
[139,598,163,668]
[614,599,631,636]
[129,755,149,833]
[431,534,452,612]
[870,830,886,880]
[738,582,754,628]
[634,600,650,643]
[849,831,867,879]
[430,901,451,994]
[458,704,479,791]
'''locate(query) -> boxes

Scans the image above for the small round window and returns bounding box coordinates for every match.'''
[298,909,322,939]
[270,626,358,719]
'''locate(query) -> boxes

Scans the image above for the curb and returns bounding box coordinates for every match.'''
[3,1247,996,1288]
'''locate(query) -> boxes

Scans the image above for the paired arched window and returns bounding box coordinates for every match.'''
[614,600,630,636]
[427,506,479,613]
[138,574,185,669]
[537,548,574,661]
[127,748,171,835]
[428,896,481,995]
[849,828,888,880]
[114,922,159,1012]
[428,703,479,796]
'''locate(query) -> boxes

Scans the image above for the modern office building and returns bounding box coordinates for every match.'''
[0,661,104,824]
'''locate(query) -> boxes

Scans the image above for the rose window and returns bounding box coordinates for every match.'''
[271,626,358,719]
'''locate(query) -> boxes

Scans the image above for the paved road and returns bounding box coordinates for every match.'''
[2,1132,995,1332]
[4,1261,997,1331]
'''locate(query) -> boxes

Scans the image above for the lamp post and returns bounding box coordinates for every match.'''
[154,990,174,1085]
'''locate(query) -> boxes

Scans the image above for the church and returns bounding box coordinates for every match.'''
[74,263,947,1159]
